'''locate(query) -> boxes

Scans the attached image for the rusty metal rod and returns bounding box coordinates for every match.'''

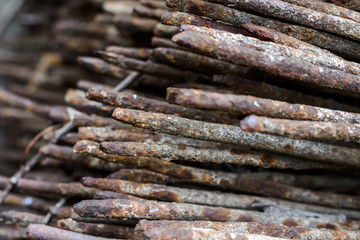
[74,140,360,218]
[241,115,360,143]
[26,224,118,240]
[111,108,360,167]
[167,88,360,124]
[136,220,360,240]
[230,0,360,41]
[101,141,336,170]
[161,11,246,34]
[152,47,249,75]
[142,227,285,240]
[86,88,237,124]
[213,75,360,113]
[57,218,135,239]
[166,0,360,60]
[97,51,209,82]
[172,31,360,97]
[73,199,359,230]
[180,24,360,75]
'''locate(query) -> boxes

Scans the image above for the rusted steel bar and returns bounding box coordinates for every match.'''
[153,23,179,38]
[101,141,336,170]
[166,0,360,60]
[142,228,284,240]
[180,25,360,75]
[231,0,360,41]
[57,132,81,145]
[141,0,168,9]
[112,109,360,167]
[167,88,360,124]
[105,46,152,60]
[161,11,246,34]
[73,199,359,230]
[151,36,183,49]
[172,31,360,97]
[82,177,357,214]
[2,191,51,212]
[107,169,181,185]
[152,47,249,75]
[78,126,154,142]
[26,224,118,240]
[50,206,138,225]
[112,15,158,33]
[65,89,114,117]
[97,51,207,81]
[0,174,95,198]
[326,0,360,11]
[213,75,360,112]
[78,126,215,148]
[241,115,360,143]
[57,218,135,239]
[136,220,360,240]
[94,190,141,200]
[133,5,166,20]
[86,88,237,124]
[74,141,360,218]
[77,57,130,80]
[280,0,360,23]
[0,211,44,227]
[85,163,360,210]
[39,144,126,172]
[0,88,52,117]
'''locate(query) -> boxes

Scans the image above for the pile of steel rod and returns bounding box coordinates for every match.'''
[1,0,360,239]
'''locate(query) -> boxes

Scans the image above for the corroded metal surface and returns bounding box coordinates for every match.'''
[241,115,360,143]
[100,141,337,170]
[57,218,135,239]
[111,109,360,167]
[166,88,360,123]
[26,224,117,240]
[166,0,360,60]
[172,31,360,97]
[136,220,360,240]
[86,87,237,124]
[73,199,359,230]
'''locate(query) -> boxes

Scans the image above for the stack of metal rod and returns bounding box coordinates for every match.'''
[1,0,360,239]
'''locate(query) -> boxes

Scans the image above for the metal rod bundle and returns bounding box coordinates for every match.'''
[1,0,360,239]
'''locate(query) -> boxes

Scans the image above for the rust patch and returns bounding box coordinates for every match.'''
[282,219,299,227]
[317,223,338,230]
[237,215,254,222]
[283,144,295,152]
[230,148,248,155]
[201,207,230,221]
[148,191,179,202]
[259,154,276,166]
[177,145,187,151]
